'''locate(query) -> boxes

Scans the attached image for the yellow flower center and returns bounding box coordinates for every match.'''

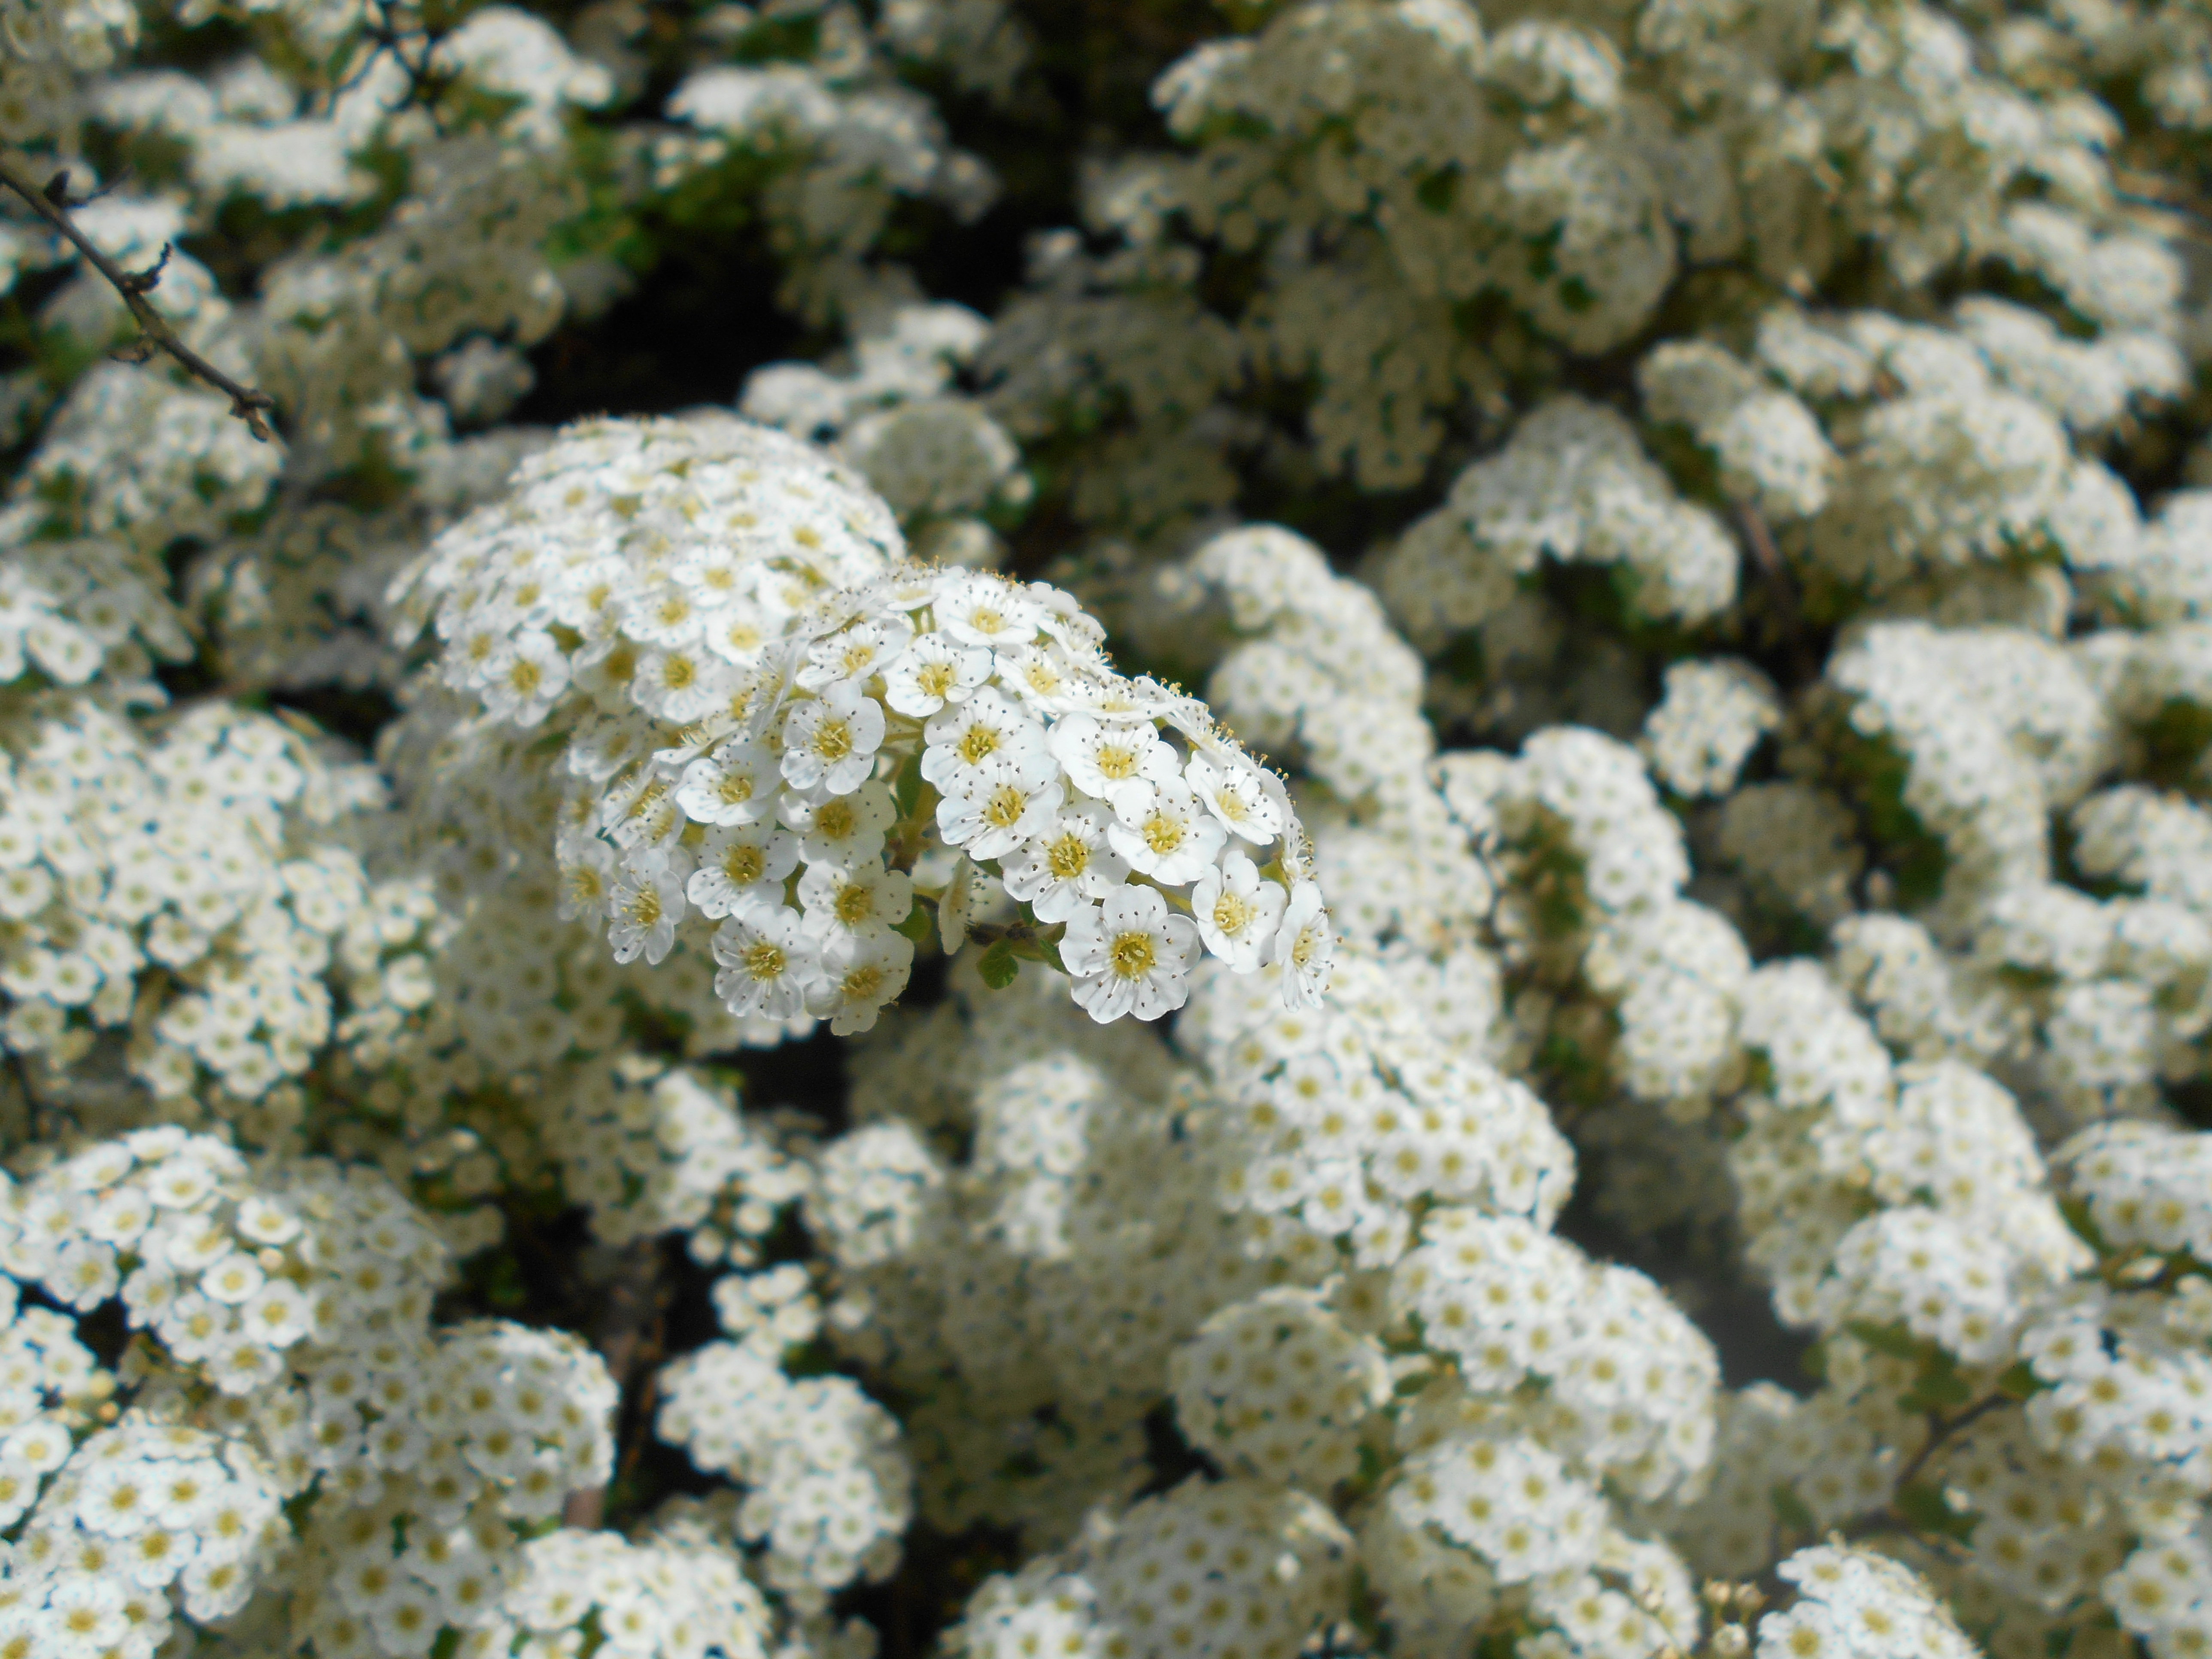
[1142,812,1183,856]
[958,725,999,766]
[744,942,787,982]
[628,886,662,927]
[1097,744,1137,781]
[1212,893,1251,935]
[717,771,754,805]
[842,965,884,999]
[815,800,856,840]
[507,659,542,694]
[1046,834,1088,880]
[723,846,765,884]
[984,786,1028,829]
[835,884,875,925]
[1109,931,1155,979]
[918,662,955,698]
[812,718,853,761]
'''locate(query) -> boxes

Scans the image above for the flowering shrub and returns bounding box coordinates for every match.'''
[3,0,2212,1657]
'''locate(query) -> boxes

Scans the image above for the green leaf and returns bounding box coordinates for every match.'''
[1846,1320,1922,1361]
[2059,1197,2109,1255]
[1894,1479,1977,1544]
[1769,1483,1815,1537]
[1996,1360,2047,1401]
[1897,1339,1975,1413]
[978,939,1020,989]
[893,900,933,947]
[893,751,924,821]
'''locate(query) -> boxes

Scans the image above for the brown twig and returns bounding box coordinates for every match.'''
[0,155,277,441]
[561,1238,667,1531]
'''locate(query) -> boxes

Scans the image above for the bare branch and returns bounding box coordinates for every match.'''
[561,1238,667,1530]
[0,155,278,441]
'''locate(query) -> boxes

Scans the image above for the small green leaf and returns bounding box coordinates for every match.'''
[1770,1483,1815,1537]
[978,939,1020,989]
[894,751,924,821]
[893,900,933,947]
[2059,1197,2109,1255]
[1894,1479,1977,1544]
[1996,1360,2047,1401]
[1846,1320,1922,1361]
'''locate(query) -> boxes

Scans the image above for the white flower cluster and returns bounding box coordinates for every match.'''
[656,1334,912,1610]
[404,424,1334,1032]
[949,1478,1352,1659]
[20,0,2212,1656]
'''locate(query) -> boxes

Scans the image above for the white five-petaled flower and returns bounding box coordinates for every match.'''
[711,906,823,1019]
[687,823,800,919]
[1191,853,1288,972]
[936,574,1044,650]
[1274,880,1334,1007]
[1107,778,1225,885]
[555,835,618,921]
[1185,753,1283,844]
[623,581,708,647]
[782,683,887,795]
[798,861,914,943]
[883,635,991,717]
[608,854,689,965]
[1000,808,1130,922]
[480,631,571,727]
[921,688,1045,793]
[936,751,1065,861]
[810,931,916,1035]
[634,645,730,723]
[1048,713,1176,799]
[1062,885,1199,1023]
[778,781,897,868]
[677,740,779,826]
[797,618,915,691]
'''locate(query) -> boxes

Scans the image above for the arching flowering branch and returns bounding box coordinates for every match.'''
[0,156,277,441]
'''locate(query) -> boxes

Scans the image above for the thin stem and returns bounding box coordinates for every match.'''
[560,1238,666,1530]
[0,156,276,441]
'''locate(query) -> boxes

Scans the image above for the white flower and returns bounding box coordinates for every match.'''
[677,739,780,826]
[936,751,1065,861]
[783,684,887,795]
[1108,778,1225,885]
[1000,807,1130,921]
[635,645,731,722]
[883,634,991,716]
[1062,884,1200,1023]
[687,823,800,919]
[712,905,824,1018]
[780,781,896,868]
[1185,753,1283,845]
[798,617,915,691]
[199,1251,265,1306]
[1273,880,1334,1007]
[921,688,1045,793]
[556,835,618,921]
[798,862,914,942]
[811,932,916,1035]
[939,856,976,957]
[936,574,1043,649]
[1048,713,1176,799]
[480,631,572,726]
[1192,854,1289,972]
[608,854,688,965]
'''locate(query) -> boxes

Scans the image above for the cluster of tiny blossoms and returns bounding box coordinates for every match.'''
[581,559,1333,1029]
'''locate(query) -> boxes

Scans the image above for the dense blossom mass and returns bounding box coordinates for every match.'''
[4,0,2212,1656]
